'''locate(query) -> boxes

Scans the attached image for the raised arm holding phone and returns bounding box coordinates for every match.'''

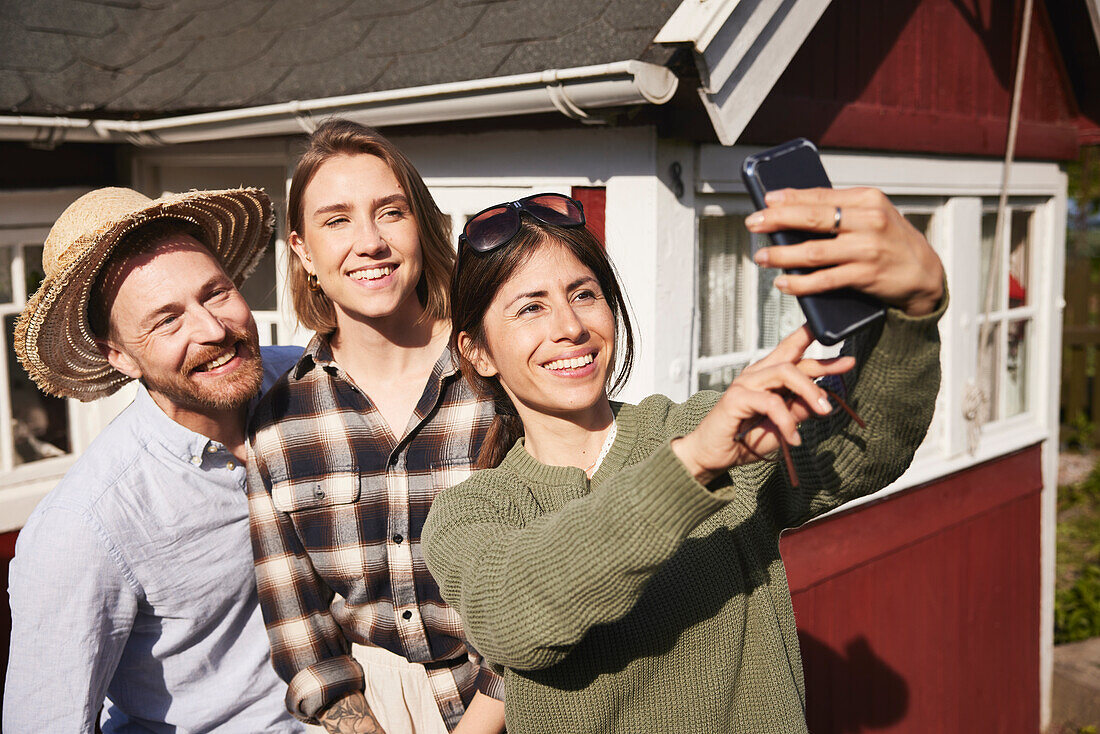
[422,173,945,732]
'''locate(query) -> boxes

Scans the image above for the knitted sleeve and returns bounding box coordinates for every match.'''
[422,441,734,672]
[743,299,945,530]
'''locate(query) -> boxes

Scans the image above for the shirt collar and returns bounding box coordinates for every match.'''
[291,332,461,382]
[132,385,224,465]
[291,332,332,380]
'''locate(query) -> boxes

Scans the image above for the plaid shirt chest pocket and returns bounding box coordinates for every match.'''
[270,467,368,581]
[270,467,361,511]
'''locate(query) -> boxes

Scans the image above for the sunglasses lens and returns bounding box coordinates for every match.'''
[464,206,519,252]
[524,195,584,227]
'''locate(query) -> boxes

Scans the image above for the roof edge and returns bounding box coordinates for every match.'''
[0,60,678,147]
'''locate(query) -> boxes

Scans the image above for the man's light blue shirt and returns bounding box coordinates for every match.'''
[4,346,305,734]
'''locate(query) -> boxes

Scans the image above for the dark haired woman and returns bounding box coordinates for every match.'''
[423,188,945,733]
[246,119,505,734]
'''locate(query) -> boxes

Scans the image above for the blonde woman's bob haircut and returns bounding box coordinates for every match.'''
[286,118,454,335]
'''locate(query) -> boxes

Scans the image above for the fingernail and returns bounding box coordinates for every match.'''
[789,430,802,446]
[765,190,786,204]
[775,276,789,291]
[745,212,764,227]
[754,249,769,266]
[817,396,832,413]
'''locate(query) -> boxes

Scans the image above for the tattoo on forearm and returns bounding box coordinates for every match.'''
[319,693,385,734]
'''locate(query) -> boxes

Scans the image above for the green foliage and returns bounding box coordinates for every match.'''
[1056,565,1100,644]
[1062,415,1098,451]
[1068,145,1100,258]
[1056,461,1100,644]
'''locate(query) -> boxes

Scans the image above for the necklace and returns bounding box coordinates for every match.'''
[585,420,618,477]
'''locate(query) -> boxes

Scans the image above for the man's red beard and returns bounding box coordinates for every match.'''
[141,323,263,412]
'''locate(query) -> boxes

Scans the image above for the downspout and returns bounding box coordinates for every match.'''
[0,60,677,147]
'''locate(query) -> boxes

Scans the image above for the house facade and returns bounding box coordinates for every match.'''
[3,0,1099,729]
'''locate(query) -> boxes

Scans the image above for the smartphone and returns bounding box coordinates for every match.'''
[741,138,884,346]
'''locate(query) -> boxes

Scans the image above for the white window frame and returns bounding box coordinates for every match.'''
[692,197,834,392]
[974,199,1044,426]
[0,188,141,531]
[692,146,1066,498]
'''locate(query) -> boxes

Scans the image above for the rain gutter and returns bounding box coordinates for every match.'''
[0,60,677,146]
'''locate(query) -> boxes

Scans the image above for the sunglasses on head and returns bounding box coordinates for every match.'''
[459,193,586,253]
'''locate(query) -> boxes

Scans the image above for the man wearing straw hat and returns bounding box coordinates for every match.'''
[3,187,305,733]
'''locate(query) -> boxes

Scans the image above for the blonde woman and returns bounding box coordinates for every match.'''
[247,119,504,734]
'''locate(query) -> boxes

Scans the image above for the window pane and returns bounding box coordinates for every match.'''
[757,239,803,350]
[698,217,749,357]
[0,247,12,304]
[1005,318,1029,417]
[237,228,278,312]
[698,361,748,392]
[24,245,45,299]
[980,213,1003,309]
[5,314,70,465]
[1009,210,1031,308]
[978,321,1001,423]
[904,212,932,242]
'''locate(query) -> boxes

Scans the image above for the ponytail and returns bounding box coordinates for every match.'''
[477,399,524,469]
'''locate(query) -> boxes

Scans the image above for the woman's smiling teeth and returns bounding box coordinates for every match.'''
[542,353,594,371]
[351,265,394,281]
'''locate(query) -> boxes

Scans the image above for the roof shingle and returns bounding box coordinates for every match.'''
[0,0,679,115]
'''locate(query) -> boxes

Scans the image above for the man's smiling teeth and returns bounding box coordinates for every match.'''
[200,349,235,371]
[542,354,594,371]
[351,265,393,281]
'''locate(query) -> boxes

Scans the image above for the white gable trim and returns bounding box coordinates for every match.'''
[657,0,834,145]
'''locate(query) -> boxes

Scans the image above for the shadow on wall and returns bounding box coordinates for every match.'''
[800,632,909,733]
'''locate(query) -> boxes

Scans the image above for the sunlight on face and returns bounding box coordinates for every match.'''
[291,154,424,329]
[106,238,262,412]
[472,242,616,423]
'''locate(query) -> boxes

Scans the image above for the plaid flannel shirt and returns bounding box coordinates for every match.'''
[247,335,503,728]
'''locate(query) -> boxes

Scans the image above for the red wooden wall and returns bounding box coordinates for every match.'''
[0,448,1044,731]
[743,0,1088,159]
[1,529,18,723]
[783,446,1043,732]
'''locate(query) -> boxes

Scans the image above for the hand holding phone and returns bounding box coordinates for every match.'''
[742,139,946,336]
[741,139,885,345]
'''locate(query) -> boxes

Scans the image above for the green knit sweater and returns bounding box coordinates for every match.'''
[423,304,943,734]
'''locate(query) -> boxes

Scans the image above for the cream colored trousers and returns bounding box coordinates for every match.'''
[304,644,449,734]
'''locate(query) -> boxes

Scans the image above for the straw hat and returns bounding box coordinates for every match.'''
[14,186,274,402]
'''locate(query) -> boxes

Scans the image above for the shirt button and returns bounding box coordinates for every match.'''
[402,610,412,620]
[190,456,202,466]
[314,487,325,499]
[207,444,218,454]
[226,461,236,470]
[392,534,403,544]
